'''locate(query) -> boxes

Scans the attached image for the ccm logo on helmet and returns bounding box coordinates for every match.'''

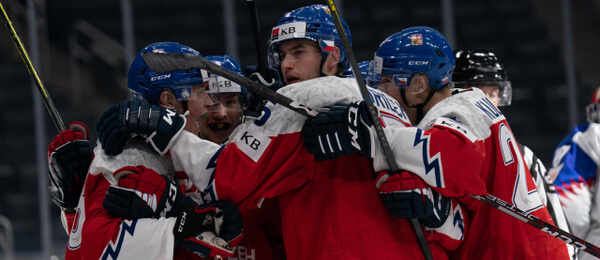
[408,60,430,66]
[150,74,172,81]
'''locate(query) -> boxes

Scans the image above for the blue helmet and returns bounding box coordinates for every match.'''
[205,55,248,107]
[127,42,211,105]
[343,60,380,88]
[373,26,454,89]
[267,4,352,69]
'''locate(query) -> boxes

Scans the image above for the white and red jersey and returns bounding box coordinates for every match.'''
[172,76,466,259]
[65,139,179,260]
[63,137,279,260]
[548,123,600,260]
[372,88,569,259]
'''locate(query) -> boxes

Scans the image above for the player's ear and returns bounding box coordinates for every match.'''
[159,91,178,110]
[408,74,427,94]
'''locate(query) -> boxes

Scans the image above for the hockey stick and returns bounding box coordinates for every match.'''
[141,52,318,118]
[246,0,268,79]
[472,193,600,258]
[324,1,433,259]
[0,1,65,132]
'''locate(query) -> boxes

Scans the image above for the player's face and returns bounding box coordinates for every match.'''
[199,93,242,144]
[278,40,324,84]
[476,86,500,107]
[185,83,214,135]
[379,74,429,124]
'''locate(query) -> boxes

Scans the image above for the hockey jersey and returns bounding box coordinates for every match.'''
[171,76,467,259]
[64,137,279,260]
[372,88,569,259]
[548,123,600,260]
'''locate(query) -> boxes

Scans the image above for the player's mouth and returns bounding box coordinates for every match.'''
[208,122,232,132]
[285,75,300,84]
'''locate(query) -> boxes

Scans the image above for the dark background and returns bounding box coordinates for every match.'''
[0,0,598,258]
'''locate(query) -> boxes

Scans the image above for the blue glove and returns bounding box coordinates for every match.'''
[95,100,186,156]
[377,171,436,219]
[302,101,375,161]
[420,190,451,229]
[245,65,284,117]
[174,199,243,258]
[103,166,183,219]
[47,122,92,211]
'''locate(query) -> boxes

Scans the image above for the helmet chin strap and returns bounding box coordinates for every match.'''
[400,87,436,125]
[319,53,328,77]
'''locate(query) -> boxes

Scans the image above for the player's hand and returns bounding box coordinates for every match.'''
[376,171,437,219]
[174,199,243,258]
[302,101,376,161]
[245,65,284,117]
[47,121,92,211]
[95,100,186,156]
[103,165,183,219]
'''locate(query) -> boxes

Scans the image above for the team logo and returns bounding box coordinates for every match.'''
[270,22,307,43]
[180,89,190,100]
[411,34,423,45]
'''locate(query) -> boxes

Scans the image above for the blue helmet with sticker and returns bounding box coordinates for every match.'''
[267,4,352,69]
[373,26,454,89]
[205,55,248,107]
[127,42,210,105]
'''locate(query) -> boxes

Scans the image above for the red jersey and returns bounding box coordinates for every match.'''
[373,88,570,259]
[171,77,466,259]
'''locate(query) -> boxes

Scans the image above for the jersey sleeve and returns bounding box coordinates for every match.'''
[374,117,487,197]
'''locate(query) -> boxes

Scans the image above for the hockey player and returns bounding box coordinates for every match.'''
[49,42,243,260]
[302,27,570,259]
[95,5,467,259]
[451,49,575,259]
[548,86,600,260]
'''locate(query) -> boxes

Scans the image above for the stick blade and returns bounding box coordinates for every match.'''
[141,52,202,73]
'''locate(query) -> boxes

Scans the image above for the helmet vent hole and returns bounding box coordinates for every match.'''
[139,67,146,75]
[435,50,443,57]
[438,63,445,69]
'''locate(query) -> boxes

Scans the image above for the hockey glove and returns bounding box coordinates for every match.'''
[245,65,284,117]
[376,171,435,219]
[103,166,183,219]
[47,121,92,211]
[302,101,376,161]
[95,100,186,156]
[420,191,451,229]
[174,199,243,258]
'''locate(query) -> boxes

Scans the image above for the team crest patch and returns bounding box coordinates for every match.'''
[411,34,423,45]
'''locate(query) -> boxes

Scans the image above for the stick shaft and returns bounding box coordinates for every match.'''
[0,1,65,132]
[324,1,433,259]
[246,0,268,78]
[141,52,318,118]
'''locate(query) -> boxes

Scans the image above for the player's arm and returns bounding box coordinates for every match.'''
[303,103,487,197]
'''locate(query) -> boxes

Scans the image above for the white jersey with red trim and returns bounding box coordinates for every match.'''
[373,88,569,259]
[171,76,467,259]
[65,138,178,260]
[548,123,600,260]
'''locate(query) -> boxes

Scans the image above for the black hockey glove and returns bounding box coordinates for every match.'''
[103,166,183,219]
[174,199,243,258]
[95,100,186,156]
[47,122,92,211]
[376,171,436,220]
[302,101,376,161]
[245,65,284,117]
